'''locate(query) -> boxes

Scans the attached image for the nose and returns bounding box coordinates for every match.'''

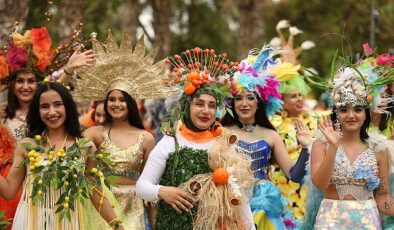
[22,80,29,89]
[347,109,355,118]
[48,105,56,115]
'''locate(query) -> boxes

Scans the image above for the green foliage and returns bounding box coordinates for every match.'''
[22,136,113,222]
[0,211,9,230]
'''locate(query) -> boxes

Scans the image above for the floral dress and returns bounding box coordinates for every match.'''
[269,112,319,223]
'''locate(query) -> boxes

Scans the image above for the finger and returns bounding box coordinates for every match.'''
[175,200,190,212]
[83,49,94,55]
[179,191,195,203]
[74,46,82,54]
[170,203,182,213]
[178,196,193,209]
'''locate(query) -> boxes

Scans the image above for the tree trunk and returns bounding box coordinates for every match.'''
[149,0,172,60]
[236,0,266,57]
[58,0,84,42]
[0,0,31,47]
[118,0,140,46]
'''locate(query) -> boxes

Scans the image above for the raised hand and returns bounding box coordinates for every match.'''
[65,46,96,73]
[158,186,194,213]
[317,116,341,146]
[294,118,313,147]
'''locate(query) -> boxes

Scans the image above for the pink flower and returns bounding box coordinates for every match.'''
[377,53,394,66]
[362,43,373,57]
[257,76,281,102]
[6,44,28,72]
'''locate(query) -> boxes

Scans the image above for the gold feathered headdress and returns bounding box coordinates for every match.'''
[73,32,176,102]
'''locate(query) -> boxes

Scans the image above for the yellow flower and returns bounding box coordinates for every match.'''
[268,62,300,82]
[63,203,69,209]
[96,153,103,159]
[37,190,42,196]
[91,168,98,174]
[64,181,69,186]
[98,171,104,178]
[29,157,35,162]
[73,174,78,179]
[12,30,31,48]
[38,179,43,185]
[34,135,42,142]
[33,163,40,168]
[65,196,69,202]
[30,165,35,170]
[27,150,36,157]
[78,189,83,193]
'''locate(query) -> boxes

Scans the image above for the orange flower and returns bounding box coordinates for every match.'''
[0,54,9,79]
[36,51,54,71]
[30,27,52,52]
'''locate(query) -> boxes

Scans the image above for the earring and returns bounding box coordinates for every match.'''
[281,110,288,118]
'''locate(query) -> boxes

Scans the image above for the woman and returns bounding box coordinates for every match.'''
[222,47,309,229]
[136,47,255,230]
[74,33,174,229]
[311,67,394,229]
[0,26,94,229]
[0,82,123,229]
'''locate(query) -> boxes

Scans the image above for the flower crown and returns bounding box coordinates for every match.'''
[229,46,282,116]
[305,44,394,113]
[0,24,54,80]
[164,48,239,95]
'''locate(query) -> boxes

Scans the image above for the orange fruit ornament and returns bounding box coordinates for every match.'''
[212,167,229,185]
[366,95,373,103]
[187,71,200,81]
[184,82,196,95]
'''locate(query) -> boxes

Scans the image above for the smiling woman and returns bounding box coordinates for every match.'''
[0,82,122,230]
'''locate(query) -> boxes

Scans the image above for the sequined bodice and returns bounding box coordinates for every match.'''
[5,117,28,144]
[330,145,379,200]
[236,140,271,180]
[99,131,144,179]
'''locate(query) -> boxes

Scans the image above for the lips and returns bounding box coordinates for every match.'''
[198,117,210,122]
[239,109,250,113]
[20,91,32,96]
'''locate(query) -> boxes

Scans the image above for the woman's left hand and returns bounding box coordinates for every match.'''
[294,118,313,147]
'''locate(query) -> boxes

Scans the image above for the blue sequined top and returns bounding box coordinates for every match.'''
[236,140,272,180]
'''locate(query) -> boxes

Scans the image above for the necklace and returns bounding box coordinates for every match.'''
[237,122,256,132]
[46,132,68,151]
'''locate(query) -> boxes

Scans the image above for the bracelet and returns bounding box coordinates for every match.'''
[109,218,122,229]
[63,67,72,76]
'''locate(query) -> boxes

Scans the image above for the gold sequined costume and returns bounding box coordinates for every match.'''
[99,129,146,230]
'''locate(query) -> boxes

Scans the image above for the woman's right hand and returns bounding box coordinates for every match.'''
[317,116,341,147]
[158,186,194,213]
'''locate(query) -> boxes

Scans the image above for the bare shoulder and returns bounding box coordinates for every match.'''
[84,125,104,138]
[141,130,155,144]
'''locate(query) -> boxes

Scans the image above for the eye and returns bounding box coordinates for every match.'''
[209,103,216,109]
[354,106,364,112]
[338,107,348,113]
[40,104,49,109]
[108,97,115,102]
[54,101,64,107]
[234,96,242,101]
[28,78,36,83]
[247,95,256,101]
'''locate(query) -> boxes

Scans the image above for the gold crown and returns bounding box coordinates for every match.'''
[73,32,176,102]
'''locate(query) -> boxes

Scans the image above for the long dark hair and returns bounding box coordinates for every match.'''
[5,73,38,119]
[221,97,276,131]
[27,82,82,138]
[330,107,370,141]
[104,90,144,129]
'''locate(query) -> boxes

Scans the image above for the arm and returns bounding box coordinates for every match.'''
[0,142,27,199]
[311,116,340,190]
[374,150,394,216]
[271,130,293,178]
[237,201,256,230]
[141,132,157,228]
[58,47,95,85]
[85,143,122,229]
[83,126,103,148]
[136,136,193,213]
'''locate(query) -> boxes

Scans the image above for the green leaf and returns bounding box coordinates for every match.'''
[330,50,338,81]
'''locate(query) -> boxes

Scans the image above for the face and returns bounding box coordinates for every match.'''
[107,90,128,120]
[94,103,106,126]
[14,72,37,104]
[39,89,66,130]
[337,106,366,132]
[282,90,304,117]
[189,94,216,130]
[234,91,257,124]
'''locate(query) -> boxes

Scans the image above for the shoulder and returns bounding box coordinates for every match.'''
[84,125,105,139]
[141,130,155,146]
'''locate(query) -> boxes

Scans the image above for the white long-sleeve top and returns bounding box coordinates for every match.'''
[136,133,256,230]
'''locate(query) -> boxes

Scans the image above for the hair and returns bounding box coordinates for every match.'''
[330,107,371,141]
[221,96,276,131]
[104,90,144,129]
[5,72,38,119]
[27,82,82,138]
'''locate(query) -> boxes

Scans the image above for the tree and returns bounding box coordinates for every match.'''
[58,0,84,42]
[118,0,141,46]
[0,0,31,47]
